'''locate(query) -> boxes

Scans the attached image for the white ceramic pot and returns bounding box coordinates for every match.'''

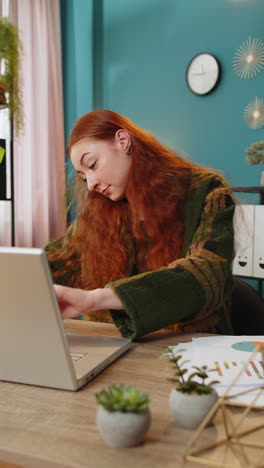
[169,388,218,429]
[96,406,151,448]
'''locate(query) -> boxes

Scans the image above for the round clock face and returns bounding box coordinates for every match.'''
[186,53,221,96]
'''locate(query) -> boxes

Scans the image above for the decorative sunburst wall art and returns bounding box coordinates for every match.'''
[233,36,264,79]
[243,97,264,129]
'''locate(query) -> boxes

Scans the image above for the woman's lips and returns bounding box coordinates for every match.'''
[102,186,110,196]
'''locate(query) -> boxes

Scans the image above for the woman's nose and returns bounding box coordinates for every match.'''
[86,173,98,192]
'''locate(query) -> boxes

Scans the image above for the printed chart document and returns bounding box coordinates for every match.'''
[165,335,264,407]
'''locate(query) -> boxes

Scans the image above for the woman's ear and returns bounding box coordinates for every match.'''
[115,129,131,153]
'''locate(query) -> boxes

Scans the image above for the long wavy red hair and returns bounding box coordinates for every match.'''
[49,110,206,290]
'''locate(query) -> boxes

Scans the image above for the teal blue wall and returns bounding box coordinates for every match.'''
[61,0,264,189]
[60,0,94,140]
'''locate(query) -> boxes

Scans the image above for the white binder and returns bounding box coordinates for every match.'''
[253,205,264,279]
[233,205,254,277]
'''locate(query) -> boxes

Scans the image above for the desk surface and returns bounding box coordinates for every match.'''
[1,321,263,468]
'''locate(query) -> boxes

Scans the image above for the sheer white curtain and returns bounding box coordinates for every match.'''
[0,1,12,245]
[1,0,67,247]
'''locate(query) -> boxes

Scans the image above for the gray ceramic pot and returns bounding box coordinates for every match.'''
[96,406,151,448]
[169,388,218,429]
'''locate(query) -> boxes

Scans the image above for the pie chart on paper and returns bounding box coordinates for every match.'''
[231,341,264,352]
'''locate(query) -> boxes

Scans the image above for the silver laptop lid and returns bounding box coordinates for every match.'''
[0,247,78,390]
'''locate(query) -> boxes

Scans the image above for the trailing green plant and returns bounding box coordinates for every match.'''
[162,347,219,395]
[95,384,150,412]
[0,17,23,133]
[245,141,264,165]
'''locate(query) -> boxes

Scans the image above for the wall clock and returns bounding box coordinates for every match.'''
[186,53,221,96]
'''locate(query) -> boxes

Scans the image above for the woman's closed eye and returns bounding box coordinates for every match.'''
[88,161,96,170]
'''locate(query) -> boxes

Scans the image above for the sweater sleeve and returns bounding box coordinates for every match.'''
[106,177,235,339]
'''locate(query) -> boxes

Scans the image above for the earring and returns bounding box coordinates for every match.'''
[127,150,131,155]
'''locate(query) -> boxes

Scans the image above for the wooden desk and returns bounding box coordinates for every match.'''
[0,321,263,468]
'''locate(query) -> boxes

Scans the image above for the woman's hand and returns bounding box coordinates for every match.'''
[53,284,123,319]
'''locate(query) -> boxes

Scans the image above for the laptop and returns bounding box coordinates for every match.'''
[0,246,132,390]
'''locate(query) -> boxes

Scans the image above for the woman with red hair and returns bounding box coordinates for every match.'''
[46,109,235,339]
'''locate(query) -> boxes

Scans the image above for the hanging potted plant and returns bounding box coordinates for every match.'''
[95,384,151,448]
[245,141,264,185]
[162,347,219,429]
[0,17,23,133]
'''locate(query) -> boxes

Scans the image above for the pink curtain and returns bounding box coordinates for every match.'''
[6,0,67,247]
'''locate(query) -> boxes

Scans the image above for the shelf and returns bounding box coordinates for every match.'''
[0,116,14,245]
[231,186,264,205]
[232,186,264,193]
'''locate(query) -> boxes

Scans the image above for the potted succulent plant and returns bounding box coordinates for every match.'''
[163,347,219,429]
[95,384,151,448]
[0,17,23,133]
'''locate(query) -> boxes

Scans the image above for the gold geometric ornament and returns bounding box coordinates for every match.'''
[243,97,264,129]
[233,36,264,79]
[183,345,264,468]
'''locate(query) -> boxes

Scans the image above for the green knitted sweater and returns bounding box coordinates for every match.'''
[45,172,235,339]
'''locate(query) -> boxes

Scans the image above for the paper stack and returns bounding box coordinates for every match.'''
[166,335,264,407]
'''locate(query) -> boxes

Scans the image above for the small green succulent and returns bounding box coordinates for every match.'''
[95,384,150,412]
[162,347,219,395]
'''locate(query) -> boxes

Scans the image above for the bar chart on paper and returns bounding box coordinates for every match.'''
[167,335,264,406]
[214,340,264,378]
[214,359,264,378]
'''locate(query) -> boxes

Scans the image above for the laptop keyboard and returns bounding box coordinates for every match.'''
[70,351,88,363]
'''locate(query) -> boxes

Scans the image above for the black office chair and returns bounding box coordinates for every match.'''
[230,277,264,335]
